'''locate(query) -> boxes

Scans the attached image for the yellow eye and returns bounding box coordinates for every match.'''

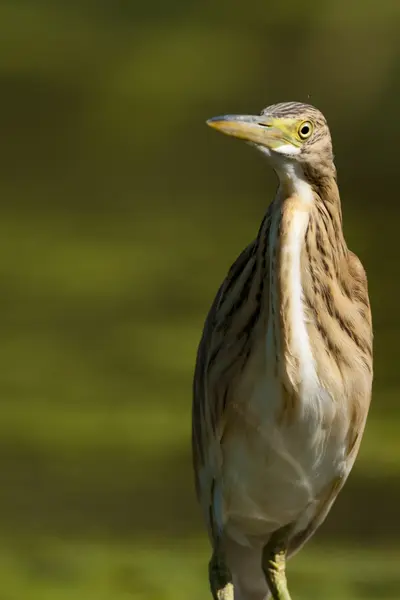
[298,121,313,140]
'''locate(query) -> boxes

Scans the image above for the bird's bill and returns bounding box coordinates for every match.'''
[206,114,299,152]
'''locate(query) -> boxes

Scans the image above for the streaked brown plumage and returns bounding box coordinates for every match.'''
[192,102,373,600]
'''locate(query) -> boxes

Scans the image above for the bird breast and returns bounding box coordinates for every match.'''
[220,195,349,544]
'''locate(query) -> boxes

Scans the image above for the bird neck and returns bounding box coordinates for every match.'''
[275,159,339,204]
[275,161,315,205]
[275,161,345,253]
[264,165,347,399]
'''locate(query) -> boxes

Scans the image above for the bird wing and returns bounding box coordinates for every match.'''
[288,248,373,556]
[192,240,258,534]
[346,250,373,333]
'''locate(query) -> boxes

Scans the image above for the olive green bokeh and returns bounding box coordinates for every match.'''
[0,1,399,598]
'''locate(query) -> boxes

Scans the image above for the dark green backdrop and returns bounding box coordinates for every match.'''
[0,1,399,598]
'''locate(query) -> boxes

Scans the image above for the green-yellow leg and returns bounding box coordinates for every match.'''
[209,546,234,600]
[262,527,292,600]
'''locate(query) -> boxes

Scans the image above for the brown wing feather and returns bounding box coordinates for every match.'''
[347,250,373,330]
[192,279,225,497]
[344,249,373,454]
[289,248,373,556]
[192,241,257,536]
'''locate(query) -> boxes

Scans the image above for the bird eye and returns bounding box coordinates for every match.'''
[298,121,313,140]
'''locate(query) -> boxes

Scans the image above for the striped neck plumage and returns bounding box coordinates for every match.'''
[274,159,344,248]
[267,161,345,398]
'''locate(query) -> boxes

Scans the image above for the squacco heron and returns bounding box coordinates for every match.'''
[192,102,373,600]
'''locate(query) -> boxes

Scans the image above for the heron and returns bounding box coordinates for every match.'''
[192,102,373,600]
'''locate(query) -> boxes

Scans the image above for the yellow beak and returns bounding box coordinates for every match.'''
[206,114,288,149]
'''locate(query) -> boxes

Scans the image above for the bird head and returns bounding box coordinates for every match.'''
[207,102,334,180]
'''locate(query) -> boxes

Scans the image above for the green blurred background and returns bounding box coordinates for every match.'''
[0,1,399,598]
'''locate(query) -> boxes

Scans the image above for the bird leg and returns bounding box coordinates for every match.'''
[209,543,234,600]
[262,525,293,600]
